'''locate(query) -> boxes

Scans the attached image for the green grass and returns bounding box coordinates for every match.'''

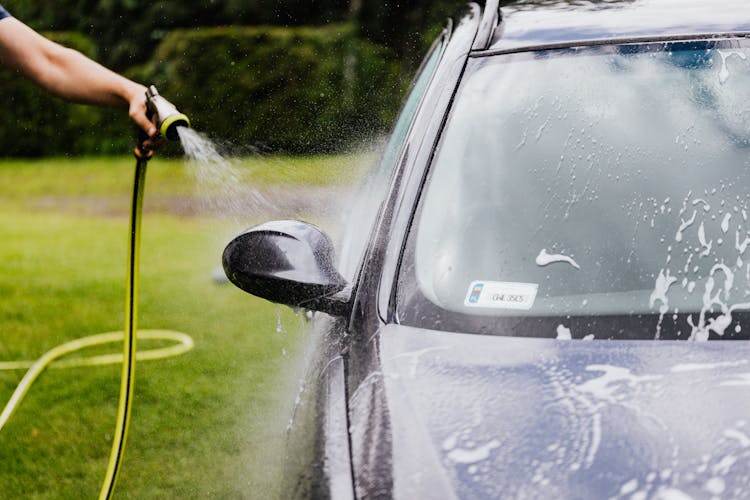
[0,154,366,201]
[0,154,365,498]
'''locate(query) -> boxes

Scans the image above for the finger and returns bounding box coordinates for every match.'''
[130,103,157,138]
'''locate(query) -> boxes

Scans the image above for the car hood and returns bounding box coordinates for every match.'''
[370,324,750,499]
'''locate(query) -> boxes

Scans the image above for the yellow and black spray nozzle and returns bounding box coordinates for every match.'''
[145,85,191,141]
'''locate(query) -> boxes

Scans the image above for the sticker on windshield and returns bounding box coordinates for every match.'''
[464,281,538,310]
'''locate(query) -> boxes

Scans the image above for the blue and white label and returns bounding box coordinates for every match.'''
[464,281,538,310]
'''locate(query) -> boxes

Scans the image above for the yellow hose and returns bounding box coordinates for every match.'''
[99,152,147,500]
[0,151,194,498]
[0,330,194,431]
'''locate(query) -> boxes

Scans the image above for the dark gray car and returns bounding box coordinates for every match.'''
[224,1,750,498]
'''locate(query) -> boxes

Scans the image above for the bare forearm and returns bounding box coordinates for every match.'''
[0,18,141,107]
[0,17,156,138]
[41,43,144,108]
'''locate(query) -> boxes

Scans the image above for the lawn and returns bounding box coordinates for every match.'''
[0,154,368,498]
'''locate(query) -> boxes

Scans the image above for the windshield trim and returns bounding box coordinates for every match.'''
[473,32,750,57]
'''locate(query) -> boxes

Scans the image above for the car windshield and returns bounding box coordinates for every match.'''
[397,39,750,340]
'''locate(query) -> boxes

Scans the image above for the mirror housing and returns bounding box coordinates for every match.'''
[222,220,351,317]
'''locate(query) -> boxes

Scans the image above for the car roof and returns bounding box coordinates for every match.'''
[486,0,750,53]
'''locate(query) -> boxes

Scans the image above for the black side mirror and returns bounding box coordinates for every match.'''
[222,220,351,317]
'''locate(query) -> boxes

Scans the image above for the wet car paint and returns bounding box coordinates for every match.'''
[380,325,750,498]
[273,1,750,498]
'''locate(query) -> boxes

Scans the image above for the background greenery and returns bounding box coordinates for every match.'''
[0,0,468,156]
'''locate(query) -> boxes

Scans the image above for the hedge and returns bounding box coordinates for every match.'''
[11,1,460,73]
[12,0,353,71]
[0,24,405,157]
[137,23,404,153]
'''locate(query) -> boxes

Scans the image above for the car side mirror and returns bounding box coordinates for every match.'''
[222,220,352,317]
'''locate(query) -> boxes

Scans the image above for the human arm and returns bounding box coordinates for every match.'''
[0,17,157,141]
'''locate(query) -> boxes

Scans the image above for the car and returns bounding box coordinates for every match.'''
[222,0,750,498]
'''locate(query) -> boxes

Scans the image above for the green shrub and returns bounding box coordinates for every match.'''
[138,24,404,153]
[12,1,352,71]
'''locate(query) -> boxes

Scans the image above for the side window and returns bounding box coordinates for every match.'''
[373,35,446,185]
[338,33,447,280]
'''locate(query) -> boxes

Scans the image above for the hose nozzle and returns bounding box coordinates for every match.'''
[145,85,190,141]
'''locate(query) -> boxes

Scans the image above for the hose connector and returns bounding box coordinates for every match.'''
[145,85,191,141]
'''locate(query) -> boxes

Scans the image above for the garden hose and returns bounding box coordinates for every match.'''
[0,330,194,430]
[98,147,150,500]
[0,86,193,497]
[0,147,195,499]
[101,85,192,497]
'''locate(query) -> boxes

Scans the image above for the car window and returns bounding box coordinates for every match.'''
[397,39,750,340]
[338,33,446,280]
[375,35,445,183]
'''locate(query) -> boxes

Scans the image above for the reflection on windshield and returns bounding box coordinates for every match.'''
[399,40,750,340]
